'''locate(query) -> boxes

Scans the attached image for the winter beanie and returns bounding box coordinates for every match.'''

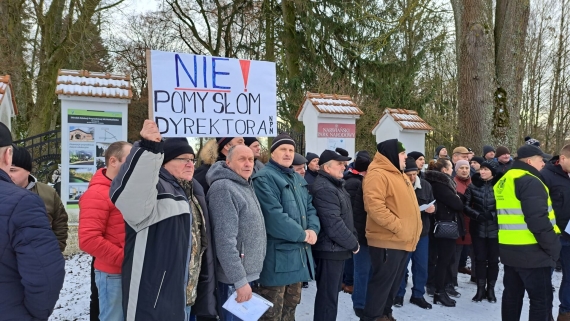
[404,157,419,173]
[455,160,470,171]
[407,151,425,160]
[306,152,319,163]
[480,160,499,176]
[483,145,495,157]
[11,145,32,172]
[335,147,349,157]
[216,137,235,153]
[270,133,296,152]
[435,145,445,156]
[0,122,11,147]
[163,138,195,165]
[244,137,259,147]
[354,151,371,172]
[397,141,405,153]
[471,156,485,166]
[525,136,541,147]
[495,146,510,159]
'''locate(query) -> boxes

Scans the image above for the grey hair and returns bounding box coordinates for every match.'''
[319,160,334,171]
[227,145,252,161]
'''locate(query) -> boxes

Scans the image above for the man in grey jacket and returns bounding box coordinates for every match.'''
[206,145,267,320]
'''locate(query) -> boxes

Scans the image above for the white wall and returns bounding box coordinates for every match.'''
[0,99,11,130]
[301,102,359,157]
[374,117,400,143]
[399,130,427,155]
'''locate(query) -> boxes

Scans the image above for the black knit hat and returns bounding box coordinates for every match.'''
[515,145,548,160]
[306,152,319,163]
[335,147,349,157]
[471,156,485,165]
[354,151,371,172]
[483,145,495,157]
[435,145,446,156]
[163,138,195,165]
[11,145,32,172]
[270,133,295,152]
[525,136,541,147]
[480,160,499,176]
[244,137,259,147]
[407,151,425,161]
[0,122,12,147]
[216,137,235,153]
[404,157,419,173]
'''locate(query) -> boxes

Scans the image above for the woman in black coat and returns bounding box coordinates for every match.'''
[424,158,465,307]
[464,160,500,303]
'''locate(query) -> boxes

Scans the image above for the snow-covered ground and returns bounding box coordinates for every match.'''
[51,253,563,320]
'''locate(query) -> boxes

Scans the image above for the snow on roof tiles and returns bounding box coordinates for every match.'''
[380,108,433,131]
[297,92,363,118]
[0,75,18,115]
[55,69,132,99]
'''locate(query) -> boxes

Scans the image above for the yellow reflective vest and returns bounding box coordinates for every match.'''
[494,168,561,245]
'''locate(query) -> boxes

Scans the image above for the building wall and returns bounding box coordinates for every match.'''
[399,130,427,156]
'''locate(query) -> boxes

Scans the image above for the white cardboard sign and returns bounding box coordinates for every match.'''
[147,50,277,137]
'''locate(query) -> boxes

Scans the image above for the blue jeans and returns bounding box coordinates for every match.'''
[560,238,570,313]
[185,306,195,321]
[218,281,255,321]
[94,270,123,321]
[352,244,372,309]
[397,235,429,298]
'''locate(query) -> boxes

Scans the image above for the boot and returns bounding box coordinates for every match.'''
[445,284,461,298]
[472,279,487,302]
[394,296,404,307]
[486,280,497,303]
[434,291,456,307]
[410,296,433,310]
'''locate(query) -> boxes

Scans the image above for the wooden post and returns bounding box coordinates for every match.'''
[145,49,154,120]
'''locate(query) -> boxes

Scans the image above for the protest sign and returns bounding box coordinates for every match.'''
[146,50,277,137]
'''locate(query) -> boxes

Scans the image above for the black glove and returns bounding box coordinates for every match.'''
[475,214,488,223]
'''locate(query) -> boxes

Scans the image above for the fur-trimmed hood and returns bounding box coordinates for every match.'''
[199,139,219,166]
[424,170,456,192]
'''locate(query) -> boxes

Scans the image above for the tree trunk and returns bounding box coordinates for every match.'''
[493,0,530,148]
[281,0,303,120]
[451,0,495,155]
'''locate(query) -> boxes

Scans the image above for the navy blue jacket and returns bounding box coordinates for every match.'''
[0,169,65,320]
[541,156,570,241]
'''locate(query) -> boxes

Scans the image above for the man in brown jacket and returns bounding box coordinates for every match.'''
[360,139,422,321]
[9,145,68,252]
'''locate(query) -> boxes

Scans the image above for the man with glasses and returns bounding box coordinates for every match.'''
[110,121,216,321]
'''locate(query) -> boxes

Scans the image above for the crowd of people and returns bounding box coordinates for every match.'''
[0,118,568,321]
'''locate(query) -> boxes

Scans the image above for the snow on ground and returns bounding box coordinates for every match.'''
[51,253,563,320]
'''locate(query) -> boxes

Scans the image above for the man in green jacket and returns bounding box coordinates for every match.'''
[9,145,69,252]
[252,133,321,321]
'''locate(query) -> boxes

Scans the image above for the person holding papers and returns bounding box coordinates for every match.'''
[207,145,267,321]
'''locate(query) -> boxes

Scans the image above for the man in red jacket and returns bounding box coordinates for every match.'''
[79,141,132,320]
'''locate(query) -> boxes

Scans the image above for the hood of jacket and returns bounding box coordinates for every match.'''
[88,168,111,189]
[424,170,456,192]
[199,139,219,166]
[206,160,251,187]
[545,156,568,177]
[471,172,502,188]
[376,139,401,171]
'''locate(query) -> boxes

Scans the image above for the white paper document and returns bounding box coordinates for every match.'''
[419,200,436,212]
[222,292,274,321]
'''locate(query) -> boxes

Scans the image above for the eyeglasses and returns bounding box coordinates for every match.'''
[173,157,196,164]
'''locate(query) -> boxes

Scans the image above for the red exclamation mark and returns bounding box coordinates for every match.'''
[239,60,251,92]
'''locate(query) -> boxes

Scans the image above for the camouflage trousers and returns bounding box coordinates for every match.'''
[253,282,302,321]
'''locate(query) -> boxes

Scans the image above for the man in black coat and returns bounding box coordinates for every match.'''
[497,145,561,321]
[541,144,570,321]
[305,152,320,185]
[311,150,359,321]
[394,157,435,310]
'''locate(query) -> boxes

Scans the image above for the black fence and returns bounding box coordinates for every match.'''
[14,129,61,184]
[277,121,305,156]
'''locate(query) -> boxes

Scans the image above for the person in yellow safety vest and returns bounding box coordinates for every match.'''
[494,144,561,321]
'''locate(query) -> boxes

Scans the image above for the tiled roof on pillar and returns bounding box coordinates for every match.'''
[56,69,132,99]
[375,108,433,131]
[297,92,363,119]
[0,75,18,114]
